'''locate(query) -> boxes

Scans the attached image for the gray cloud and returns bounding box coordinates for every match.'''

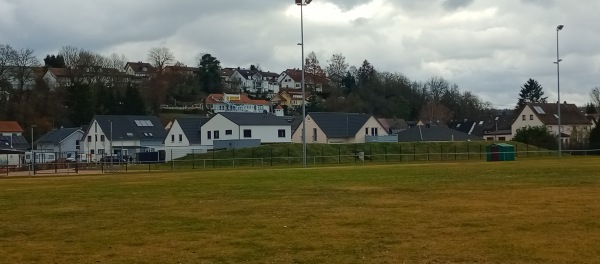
[1,0,599,108]
[442,0,474,10]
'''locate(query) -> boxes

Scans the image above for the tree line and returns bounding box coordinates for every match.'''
[3,43,599,142]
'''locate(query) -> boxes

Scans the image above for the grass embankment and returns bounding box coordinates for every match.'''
[1,158,600,263]
[173,141,556,168]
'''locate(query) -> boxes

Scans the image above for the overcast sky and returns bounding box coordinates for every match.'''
[1,0,598,109]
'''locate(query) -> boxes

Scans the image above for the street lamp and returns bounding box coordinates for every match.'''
[296,0,312,167]
[555,24,564,157]
[109,119,113,167]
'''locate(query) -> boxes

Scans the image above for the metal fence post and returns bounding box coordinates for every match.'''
[192,149,195,169]
[171,149,174,170]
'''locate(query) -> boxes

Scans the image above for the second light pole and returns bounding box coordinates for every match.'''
[296,0,312,167]
[555,24,564,157]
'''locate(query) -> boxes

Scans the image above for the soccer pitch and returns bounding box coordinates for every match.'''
[1,158,599,263]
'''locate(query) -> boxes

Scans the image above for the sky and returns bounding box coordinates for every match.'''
[1,0,599,109]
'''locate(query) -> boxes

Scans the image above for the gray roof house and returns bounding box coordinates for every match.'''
[82,115,167,161]
[292,112,388,144]
[397,124,483,142]
[34,127,84,155]
[201,112,292,147]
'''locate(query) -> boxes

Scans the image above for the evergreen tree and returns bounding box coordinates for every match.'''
[589,123,600,150]
[123,84,146,115]
[65,83,94,126]
[197,53,222,94]
[517,78,547,108]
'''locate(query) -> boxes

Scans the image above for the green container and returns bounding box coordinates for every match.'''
[486,143,515,161]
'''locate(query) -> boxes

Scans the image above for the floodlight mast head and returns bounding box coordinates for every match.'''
[557,25,564,31]
[295,0,312,5]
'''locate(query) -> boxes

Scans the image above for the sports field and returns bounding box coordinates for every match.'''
[1,158,599,263]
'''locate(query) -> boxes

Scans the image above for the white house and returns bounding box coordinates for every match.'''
[34,127,84,158]
[164,117,211,160]
[201,112,291,146]
[229,69,280,94]
[82,115,167,161]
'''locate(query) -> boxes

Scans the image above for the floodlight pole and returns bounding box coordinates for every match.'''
[555,25,564,157]
[297,0,312,167]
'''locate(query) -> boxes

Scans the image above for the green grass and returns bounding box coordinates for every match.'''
[2,158,600,263]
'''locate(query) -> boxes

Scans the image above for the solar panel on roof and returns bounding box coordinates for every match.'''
[533,106,545,114]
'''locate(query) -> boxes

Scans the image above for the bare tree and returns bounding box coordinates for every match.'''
[103,53,128,71]
[326,53,349,78]
[419,101,454,125]
[0,44,15,80]
[10,48,40,91]
[147,47,175,71]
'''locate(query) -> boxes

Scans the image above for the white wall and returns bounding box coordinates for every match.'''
[165,120,191,147]
[201,115,239,146]
[239,125,291,143]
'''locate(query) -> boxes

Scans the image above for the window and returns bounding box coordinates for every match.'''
[207,131,211,139]
[95,135,98,142]
[178,134,182,142]
[171,135,175,142]
[87,136,92,142]
[278,129,286,138]
[100,135,105,142]
[486,137,494,141]
[529,114,533,120]
[499,137,506,141]
[313,128,317,142]
[522,115,526,121]
[214,130,220,139]
[243,129,252,138]
[225,130,232,135]
[371,127,378,136]
[365,128,369,135]
[90,150,95,154]
[75,140,80,146]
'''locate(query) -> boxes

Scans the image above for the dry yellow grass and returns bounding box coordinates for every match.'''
[1,157,599,263]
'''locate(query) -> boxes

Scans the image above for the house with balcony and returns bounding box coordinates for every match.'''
[512,103,592,147]
[291,112,388,144]
[204,93,271,113]
[271,89,306,109]
[228,68,280,94]
[82,115,167,161]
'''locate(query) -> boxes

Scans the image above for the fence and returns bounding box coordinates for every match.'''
[2,144,600,176]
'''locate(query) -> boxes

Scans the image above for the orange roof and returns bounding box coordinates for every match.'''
[205,93,269,106]
[0,121,24,132]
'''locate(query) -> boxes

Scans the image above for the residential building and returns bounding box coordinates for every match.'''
[164,117,211,160]
[512,103,592,147]
[449,113,516,141]
[34,127,84,157]
[201,112,291,146]
[396,124,483,142]
[271,89,306,109]
[229,68,280,94]
[82,115,167,161]
[0,121,29,150]
[277,69,326,93]
[124,61,154,78]
[292,112,388,144]
[204,93,271,113]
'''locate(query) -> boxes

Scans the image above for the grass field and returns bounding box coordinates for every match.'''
[1,157,600,263]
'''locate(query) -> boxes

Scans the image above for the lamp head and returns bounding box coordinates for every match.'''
[557,25,564,31]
